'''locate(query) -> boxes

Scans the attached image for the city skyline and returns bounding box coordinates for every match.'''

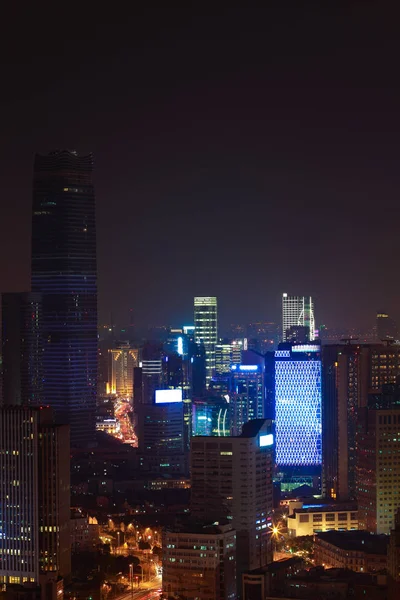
[1,5,400,332]
[2,5,400,599]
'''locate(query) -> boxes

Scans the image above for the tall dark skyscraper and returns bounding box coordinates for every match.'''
[1,292,42,406]
[31,150,97,447]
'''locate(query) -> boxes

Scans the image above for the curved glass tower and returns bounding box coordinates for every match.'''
[31,150,97,446]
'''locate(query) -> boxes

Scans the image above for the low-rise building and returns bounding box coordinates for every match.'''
[162,521,236,600]
[70,511,99,553]
[95,417,120,436]
[283,567,387,600]
[242,557,303,600]
[314,531,388,573]
[287,502,358,537]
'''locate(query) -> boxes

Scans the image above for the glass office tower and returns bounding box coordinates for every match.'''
[282,293,315,342]
[31,150,97,447]
[194,296,218,384]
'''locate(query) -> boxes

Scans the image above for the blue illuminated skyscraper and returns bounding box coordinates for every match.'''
[274,344,322,489]
[31,150,97,447]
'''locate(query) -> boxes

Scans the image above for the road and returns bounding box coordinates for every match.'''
[116,586,161,600]
[114,398,138,446]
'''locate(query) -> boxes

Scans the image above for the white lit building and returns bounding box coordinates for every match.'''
[287,503,358,537]
[282,293,315,341]
[194,297,218,383]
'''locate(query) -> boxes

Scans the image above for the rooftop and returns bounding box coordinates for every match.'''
[316,531,388,554]
[291,503,357,514]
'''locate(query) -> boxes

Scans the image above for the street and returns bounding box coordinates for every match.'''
[116,586,161,600]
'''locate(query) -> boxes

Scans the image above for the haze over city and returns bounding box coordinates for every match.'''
[1,4,400,331]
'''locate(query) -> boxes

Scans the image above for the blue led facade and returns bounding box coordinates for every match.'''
[275,358,322,466]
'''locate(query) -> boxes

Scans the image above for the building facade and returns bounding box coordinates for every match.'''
[137,392,186,474]
[1,292,42,407]
[230,364,264,435]
[194,297,218,384]
[0,406,70,584]
[192,396,231,437]
[31,150,97,447]
[282,294,315,342]
[107,344,138,399]
[314,531,388,573]
[322,342,400,501]
[274,345,322,488]
[162,522,236,600]
[191,419,274,588]
[356,383,400,535]
[287,503,358,537]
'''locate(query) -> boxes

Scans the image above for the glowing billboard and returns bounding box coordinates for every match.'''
[155,389,183,404]
[259,433,274,447]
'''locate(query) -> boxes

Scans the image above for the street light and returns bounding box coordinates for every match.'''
[129,564,133,597]
[137,564,144,585]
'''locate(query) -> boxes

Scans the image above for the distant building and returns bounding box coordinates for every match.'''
[162,521,236,600]
[192,396,231,436]
[246,322,278,354]
[377,311,398,341]
[0,406,70,584]
[356,382,400,534]
[230,364,264,435]
[215,343,233,374]
[282,294,315,342]
[314,531,388,573]
[140,343,163,404]
[1,292,42,406]
[285,325,310,344]
[194,297,218,384]
[107,344,138,398]
[191,419,274,589]
[31,150,97,447]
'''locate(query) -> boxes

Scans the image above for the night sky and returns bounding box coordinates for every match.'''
[1,4,399,333]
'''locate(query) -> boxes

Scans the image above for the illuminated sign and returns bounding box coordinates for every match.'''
[183,325,195,334]
[155,389,183,404]
[231,365,259,372]
[259,433,274,447]
[292,345,320,353]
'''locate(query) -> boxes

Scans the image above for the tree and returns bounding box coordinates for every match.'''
[138,540,151,551]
